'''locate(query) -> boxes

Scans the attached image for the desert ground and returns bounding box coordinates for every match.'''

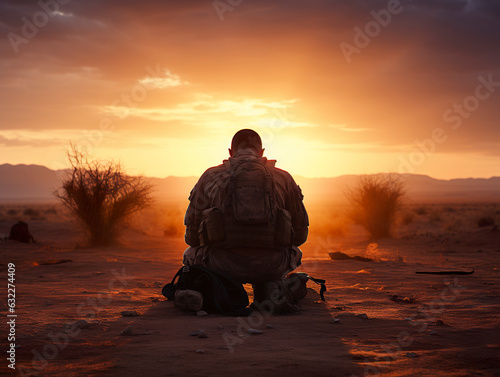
[1,201,499,377]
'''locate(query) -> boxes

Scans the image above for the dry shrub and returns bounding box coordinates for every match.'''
[23,207,40,218]
[477,215,495,227]
[414,206,428,216]
[345,174,406,239]
[55,146,153,246]
[6,209,19,216]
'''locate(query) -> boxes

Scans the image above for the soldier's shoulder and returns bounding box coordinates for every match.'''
[195,164,224,185]
[200,163,226,177]
[268,163,294,180]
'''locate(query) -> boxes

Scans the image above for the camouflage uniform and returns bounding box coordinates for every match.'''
[183,149,309,284]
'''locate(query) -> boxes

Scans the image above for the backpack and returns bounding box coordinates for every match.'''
[9,221,35,243]
[199,157,293,248]
[162,265,251,316]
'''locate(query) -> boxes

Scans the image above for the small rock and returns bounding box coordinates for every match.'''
[356,313,368,319]
[196,310,208,316]
[196,349,206,354]
[188,330,209,338]
[265,324,274,329]
[333,318,340,323]
[247,328,263,335]
[74,319,90,329]
[121,327,133,336]
[435,320,444,326]
[405,352,418,358]
[121,310,139,317]
[404,318,412,321]
[429,330,437,335]
[197,330,208,338]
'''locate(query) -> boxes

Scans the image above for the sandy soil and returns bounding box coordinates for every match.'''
[1,205,500,377]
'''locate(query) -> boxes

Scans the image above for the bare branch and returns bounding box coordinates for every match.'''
[54,145,154,246]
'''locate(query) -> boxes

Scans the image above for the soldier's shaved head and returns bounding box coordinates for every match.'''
[230,129,262,153]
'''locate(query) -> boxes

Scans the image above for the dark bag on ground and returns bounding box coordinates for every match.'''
[9,221,35,243]
[162,265,250,316]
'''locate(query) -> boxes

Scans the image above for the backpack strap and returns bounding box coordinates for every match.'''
[161,266,187,300]
[307,276,327,301]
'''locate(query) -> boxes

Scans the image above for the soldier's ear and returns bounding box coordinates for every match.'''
[229,148,233,157]
[259,148,265,157]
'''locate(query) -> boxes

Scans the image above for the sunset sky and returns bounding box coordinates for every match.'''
[0,0,499,179]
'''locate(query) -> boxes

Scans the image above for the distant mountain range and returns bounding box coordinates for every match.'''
[0,164,499,203]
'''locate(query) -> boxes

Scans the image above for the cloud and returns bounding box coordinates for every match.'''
[139,70,188,89]
[0,0,499,176]
[0,129,77,147]
[100,97,303,127]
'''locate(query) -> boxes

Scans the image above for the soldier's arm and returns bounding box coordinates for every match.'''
[184,185,199,246]
[287,180,309,246]
[184,181,207,247]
